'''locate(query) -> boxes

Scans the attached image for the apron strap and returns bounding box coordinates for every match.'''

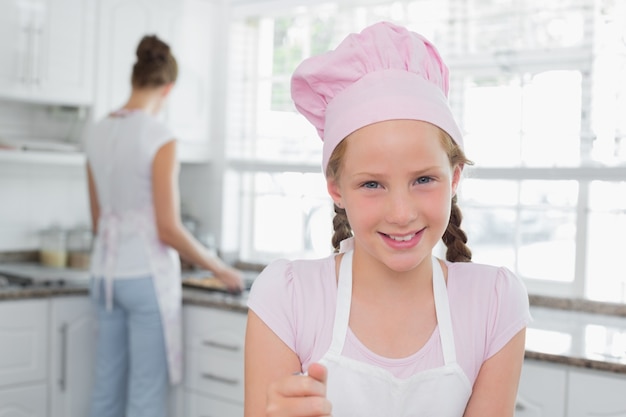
[432,257,457,364]
[328,250,354,355]
[328,251,458,365]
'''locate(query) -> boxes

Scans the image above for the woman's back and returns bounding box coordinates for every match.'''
[86,109,174,213]
[85,109,175,277]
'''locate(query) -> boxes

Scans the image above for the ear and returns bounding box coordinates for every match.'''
[161,83,174,97]
[327,179,343,208]
[451,164,463,196]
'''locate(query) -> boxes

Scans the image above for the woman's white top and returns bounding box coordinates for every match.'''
[85,109,175,279]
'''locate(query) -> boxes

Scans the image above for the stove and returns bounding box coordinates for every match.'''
[0,262,90,289]
[0,271,68,288]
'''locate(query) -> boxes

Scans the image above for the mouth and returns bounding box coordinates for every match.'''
[380,229,424,247]
[386,233,417,242]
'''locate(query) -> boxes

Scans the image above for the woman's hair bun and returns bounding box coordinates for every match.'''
[131,34,178,88]
[136,35,170,64]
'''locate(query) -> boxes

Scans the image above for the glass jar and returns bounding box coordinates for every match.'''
[67,226,93,269]
[40,226,67,268]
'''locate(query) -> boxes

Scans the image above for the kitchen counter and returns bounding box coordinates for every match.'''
[0,282,250,312]
[525,306,626,373]
[1,263,625,374]
[0,260,251,311]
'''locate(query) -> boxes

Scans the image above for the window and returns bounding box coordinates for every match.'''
[223,0,626,302]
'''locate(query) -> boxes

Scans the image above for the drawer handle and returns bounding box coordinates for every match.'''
[201,372,240,385]
[515,396,531,411]
[59,323,68,392]
[202,340,241,352]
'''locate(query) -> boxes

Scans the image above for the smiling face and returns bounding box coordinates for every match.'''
[327,119,461,273]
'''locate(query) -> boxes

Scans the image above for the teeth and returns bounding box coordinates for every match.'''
[389,234,415,242]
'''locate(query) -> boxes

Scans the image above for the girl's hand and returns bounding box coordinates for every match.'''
[266,363,332,417]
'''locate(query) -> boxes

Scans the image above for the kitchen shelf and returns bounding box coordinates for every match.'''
[0,150,85,166]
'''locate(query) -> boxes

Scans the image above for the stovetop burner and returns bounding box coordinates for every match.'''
[0,272,66,288]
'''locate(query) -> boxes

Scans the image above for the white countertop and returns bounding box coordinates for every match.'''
[526,306,626,370]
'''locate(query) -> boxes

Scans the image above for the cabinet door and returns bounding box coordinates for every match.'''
[94,0,178,121]
[183,306,246,403]
[164,0,217,162]
[567,369,626,417]
[0,0,95,105]
[40,0,96,105]
[184,391,243,417]
[0,383,48,417]
[515,360,567,417]
[0,1,37,96]
[49,296,97,417]
[0,299,48,387]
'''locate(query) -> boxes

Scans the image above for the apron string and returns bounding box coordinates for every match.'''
[432,257,457,364]
[328,250,353,355]
[103,212,118,311]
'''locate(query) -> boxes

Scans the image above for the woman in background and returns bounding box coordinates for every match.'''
[85,34,243,417]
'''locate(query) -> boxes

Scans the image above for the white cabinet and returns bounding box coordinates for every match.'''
[163,0,218,162]
[184,390,245,417]
[94,0,217,162]
[517,360,626,417]
[0,0,96,105]
[48,296,97,417]
[0,384,48,417]
[567,369,626,417]
[182,305,246,417]
[0,299,49,416]
[515,360,567,417]
[0,297,96,417]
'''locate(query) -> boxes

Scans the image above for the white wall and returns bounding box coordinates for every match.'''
[0,162,90,251]
[178,163,219,239]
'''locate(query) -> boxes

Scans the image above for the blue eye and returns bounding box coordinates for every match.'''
[362,181,379,189]
[416,176,433,184]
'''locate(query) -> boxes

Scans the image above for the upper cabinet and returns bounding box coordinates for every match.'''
[163,0,218,163]
[94,0,218,162]
[0,0,96,106]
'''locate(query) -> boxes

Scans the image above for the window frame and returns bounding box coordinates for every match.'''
[222,0,626,302]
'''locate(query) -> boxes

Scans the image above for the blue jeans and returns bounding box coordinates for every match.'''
[89,276,169,417]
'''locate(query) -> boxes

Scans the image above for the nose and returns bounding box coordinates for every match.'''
[385,189,418,225]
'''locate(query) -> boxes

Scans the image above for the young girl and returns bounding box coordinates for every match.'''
[85,35,243,417]
[244,22,531,417]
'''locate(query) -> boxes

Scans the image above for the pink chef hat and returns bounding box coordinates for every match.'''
[291,21,463,175]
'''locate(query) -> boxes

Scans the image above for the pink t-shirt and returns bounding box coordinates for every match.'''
[247,254,532,385]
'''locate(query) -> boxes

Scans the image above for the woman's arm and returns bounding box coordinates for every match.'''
[244,310,331,417]
[463,328,527,417]
[87,163,100,234]
[152,140,243,291]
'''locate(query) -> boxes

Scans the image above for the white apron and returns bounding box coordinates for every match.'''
[91,207,183,385]
[319,250,472,416]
